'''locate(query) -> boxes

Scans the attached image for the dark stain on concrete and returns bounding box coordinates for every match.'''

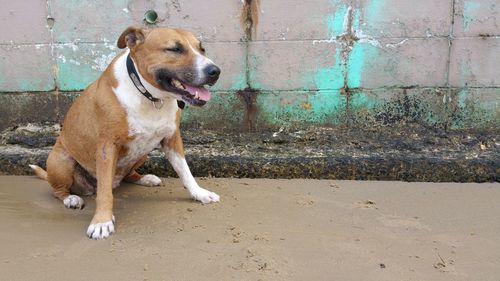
[478,33,494,39]
[376,90,428,126]
[0,93,59,131]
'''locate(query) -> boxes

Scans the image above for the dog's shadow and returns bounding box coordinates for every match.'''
[114,182,195,203]
[60,182,194,216]
[37,179,202,233]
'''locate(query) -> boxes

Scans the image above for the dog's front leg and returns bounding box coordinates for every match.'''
[161,129,220,204]
[87,142,118,239]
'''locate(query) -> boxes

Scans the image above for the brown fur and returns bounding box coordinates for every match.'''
[123,156,148,183]
[31,26,205,228]
[29,164,47,180]
[41,58,130,222]
[118,26,205,89]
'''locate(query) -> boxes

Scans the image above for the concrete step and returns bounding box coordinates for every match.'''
[1,124,498,182]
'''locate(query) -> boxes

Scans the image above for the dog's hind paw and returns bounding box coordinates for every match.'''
[135,174,162,187]
[63,195,85,209]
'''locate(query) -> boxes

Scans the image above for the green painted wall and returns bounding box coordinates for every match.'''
[0,0,498,131]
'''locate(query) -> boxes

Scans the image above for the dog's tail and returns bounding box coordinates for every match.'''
[29,165,48,181]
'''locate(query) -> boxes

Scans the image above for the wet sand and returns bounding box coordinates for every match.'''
[0,176,499,281]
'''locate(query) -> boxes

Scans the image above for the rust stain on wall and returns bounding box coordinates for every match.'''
[236,87,259,130]
[238,0,260,131]
[240,0,259,40]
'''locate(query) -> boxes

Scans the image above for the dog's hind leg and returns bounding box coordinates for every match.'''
[46,138,84,209]
[124,156,162,187]
[125,170,162,186]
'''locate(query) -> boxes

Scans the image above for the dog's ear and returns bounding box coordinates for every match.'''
[117,26,147,49]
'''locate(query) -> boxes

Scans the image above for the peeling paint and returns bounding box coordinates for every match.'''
[68,59,81,66]
[53,42,119,90]
[328,4,348,38]
[53,42,79,51]
[463,0,480,30]
[57,54,66,63]
[256,90,345,126]
[0,0,498,131]
[231,73,247,90]
[311,47,344,90]
[450,88,499,128]
[308,3,351,91]
[310,3,382,92]
[92,52,117,71]
[57,61,97,90]
[101,38,117,51]
[385,39,409,49]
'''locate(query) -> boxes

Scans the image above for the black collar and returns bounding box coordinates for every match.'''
[126,54,185,110]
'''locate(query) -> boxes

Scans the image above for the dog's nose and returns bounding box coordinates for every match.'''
[204,64,221,79]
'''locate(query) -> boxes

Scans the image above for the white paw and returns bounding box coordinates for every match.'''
[63,195,85,209]
[191,187,220,204]
[86,216,115,240]
[135,174,162,187]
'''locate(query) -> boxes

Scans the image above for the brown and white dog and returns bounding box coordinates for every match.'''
[29,26,221,239]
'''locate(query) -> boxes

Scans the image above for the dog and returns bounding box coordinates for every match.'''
[29,26,221,239]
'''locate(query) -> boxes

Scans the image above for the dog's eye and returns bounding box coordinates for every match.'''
[163,47,183,53]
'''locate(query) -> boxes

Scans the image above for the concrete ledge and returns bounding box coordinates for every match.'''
[1,125,498,182]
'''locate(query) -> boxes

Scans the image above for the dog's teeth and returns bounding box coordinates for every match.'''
[172,79,183,89]
[194,91,199,99]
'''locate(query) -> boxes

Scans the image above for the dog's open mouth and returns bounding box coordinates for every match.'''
[170,79,211,106]
[157,74,212,107]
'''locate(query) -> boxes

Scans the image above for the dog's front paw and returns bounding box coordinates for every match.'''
[63,195,85,209]
[135,174,162,187]
[86,215,115,239]
[191,187,220,204]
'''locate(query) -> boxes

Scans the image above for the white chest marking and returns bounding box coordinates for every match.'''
[112,50,178,170]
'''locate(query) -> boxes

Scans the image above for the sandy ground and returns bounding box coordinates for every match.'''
[0,176,499,281]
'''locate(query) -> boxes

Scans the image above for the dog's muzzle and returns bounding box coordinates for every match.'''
[156,64,221,107]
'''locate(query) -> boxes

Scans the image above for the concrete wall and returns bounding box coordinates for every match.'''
[0,0,498,131]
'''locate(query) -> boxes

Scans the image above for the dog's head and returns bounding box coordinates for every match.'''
[117,26,220,106]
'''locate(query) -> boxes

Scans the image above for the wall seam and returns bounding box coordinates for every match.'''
[445,0,457,88]
[45,0,61,122]
[444,0,457,131]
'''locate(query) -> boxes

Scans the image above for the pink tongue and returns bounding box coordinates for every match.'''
[184,84,211,101]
